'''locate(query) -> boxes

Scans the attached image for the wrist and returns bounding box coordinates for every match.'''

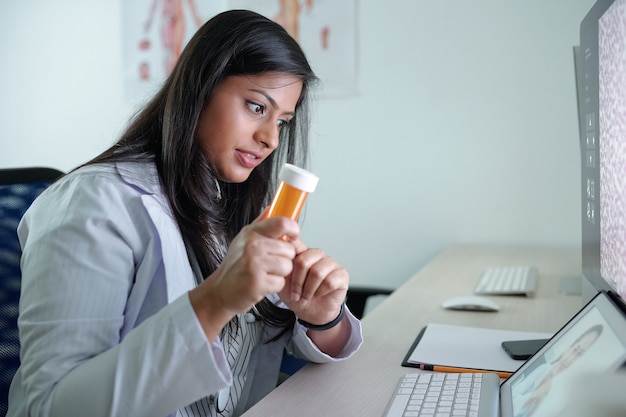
[297,303,346,331]
[188,285,235,343]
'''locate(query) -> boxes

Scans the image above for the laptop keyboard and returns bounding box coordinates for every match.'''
[384,372,485,417]
[473,266,538,296]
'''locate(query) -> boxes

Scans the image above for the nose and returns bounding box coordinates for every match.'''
[255,120,280,150]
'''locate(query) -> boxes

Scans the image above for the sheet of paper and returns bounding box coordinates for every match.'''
[406,323,552,372]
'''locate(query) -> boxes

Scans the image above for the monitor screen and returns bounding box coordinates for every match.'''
[579,0,626,303]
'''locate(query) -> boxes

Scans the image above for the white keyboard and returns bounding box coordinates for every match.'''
[473,266,538,296]
[383,372,498,417]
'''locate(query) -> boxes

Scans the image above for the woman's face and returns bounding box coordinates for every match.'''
[197,72,303,183]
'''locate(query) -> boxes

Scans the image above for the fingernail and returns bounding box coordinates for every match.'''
[291,292,300,302]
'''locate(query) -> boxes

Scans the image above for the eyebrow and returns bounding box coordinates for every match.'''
[250,89,296,117]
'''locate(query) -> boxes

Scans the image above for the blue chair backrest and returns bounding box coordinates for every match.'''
[0,168,62,417]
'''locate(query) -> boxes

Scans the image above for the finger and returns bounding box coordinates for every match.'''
[300,260,347,302]
[251,216,300,241]
[257,269,290,296]
[218,252,293,311]
[290,237,308,255]
[246,247,295,278]
[246,231,297,260]
[291,249,346,302]
[288,248,323,301]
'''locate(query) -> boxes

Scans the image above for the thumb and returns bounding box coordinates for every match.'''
[255,206,270,222]
[254,207,300,241]
[251,214,300,242]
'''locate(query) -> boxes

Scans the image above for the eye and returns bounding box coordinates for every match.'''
[246,100,265,115]
[277,119,291,129]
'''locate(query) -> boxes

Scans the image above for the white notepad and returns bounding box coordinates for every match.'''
[403,323,552,372]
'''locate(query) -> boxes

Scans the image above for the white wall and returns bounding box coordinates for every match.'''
[0,0,597,290]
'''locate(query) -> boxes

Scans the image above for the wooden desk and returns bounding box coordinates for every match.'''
[241,245,583,417]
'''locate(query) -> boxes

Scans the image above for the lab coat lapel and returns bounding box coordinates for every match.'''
[117,162,197,302]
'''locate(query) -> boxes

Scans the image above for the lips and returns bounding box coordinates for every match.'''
[235,149,263,169]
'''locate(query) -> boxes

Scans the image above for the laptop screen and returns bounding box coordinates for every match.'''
[499,291,626,417]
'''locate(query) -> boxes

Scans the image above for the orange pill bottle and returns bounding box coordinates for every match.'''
[267,163,319,221]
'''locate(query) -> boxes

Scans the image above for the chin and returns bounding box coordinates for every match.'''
[221,169,253,184]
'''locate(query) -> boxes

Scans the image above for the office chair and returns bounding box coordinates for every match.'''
[345,286,393,320]
[0,167,63,417]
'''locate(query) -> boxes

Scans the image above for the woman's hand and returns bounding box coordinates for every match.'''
[278,239,352,357]
[278,239,348,325]
[189,214,300,342]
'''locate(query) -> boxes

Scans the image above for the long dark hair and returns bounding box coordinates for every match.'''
[85,10,318,329]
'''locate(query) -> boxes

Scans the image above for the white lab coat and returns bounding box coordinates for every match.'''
[7,162,362,417]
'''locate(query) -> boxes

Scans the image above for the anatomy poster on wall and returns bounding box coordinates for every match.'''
[123,0,357,100]
[227,0,358,97]
[122,0,224,101]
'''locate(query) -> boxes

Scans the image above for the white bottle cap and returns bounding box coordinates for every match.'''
[279,164,319,193]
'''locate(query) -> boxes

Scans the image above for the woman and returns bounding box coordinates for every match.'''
[7,10,362,417]
[514,324,603,417]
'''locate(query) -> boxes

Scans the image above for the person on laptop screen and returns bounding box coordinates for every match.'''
[512,324,603,417]
[7,10,362,417]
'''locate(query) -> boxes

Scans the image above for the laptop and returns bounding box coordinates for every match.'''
[384,290,626,417]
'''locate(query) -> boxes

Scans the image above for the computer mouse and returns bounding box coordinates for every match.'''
[441,296,500,312]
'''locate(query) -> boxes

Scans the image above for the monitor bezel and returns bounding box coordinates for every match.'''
[578,0,626,302]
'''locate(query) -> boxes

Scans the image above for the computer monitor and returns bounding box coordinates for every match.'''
[579,0,626,305]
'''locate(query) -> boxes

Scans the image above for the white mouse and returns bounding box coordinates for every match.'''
[441,296,500,312]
